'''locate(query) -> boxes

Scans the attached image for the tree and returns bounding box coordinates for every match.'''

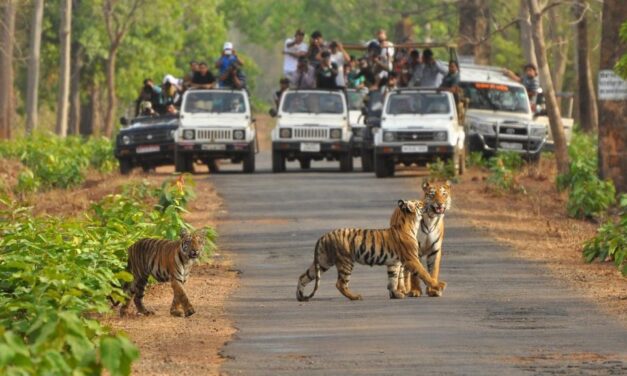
[572,0,598,133]
[527,0,569,175]
[26,0,45,134]
[518,0,537,67]
[598,0,627,193]
[458,0,491,64]
[56,0,73,137]
[0,0,16,139]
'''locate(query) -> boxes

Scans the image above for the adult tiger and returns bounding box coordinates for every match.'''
[119,228,207,317]
[399,181,451,297]
[296,200,446,301]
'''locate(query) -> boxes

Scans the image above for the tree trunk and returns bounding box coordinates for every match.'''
[394,13,414,43]
[86,82,102,136]
[0,0,16,139]
[518,0,537,67]
[527,0,569,175]
[104,46,118,137]
[458,0,491,65]
[598,0,627,193]
[69,43,83,135]
[547,7,569,93]
[25,0,44,134]
[573,0,598,133]
[55,0,72,137]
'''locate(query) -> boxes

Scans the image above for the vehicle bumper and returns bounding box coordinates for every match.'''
[468,133,546,155]
[115,143,175,164]
[176,141,254,159]
[272,141,351,159]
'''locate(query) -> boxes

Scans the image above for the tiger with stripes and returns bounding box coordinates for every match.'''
[399,181,451,297]
[119,228,207,317]
[296,200,446,301]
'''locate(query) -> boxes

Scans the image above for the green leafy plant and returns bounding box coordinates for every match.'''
[486,152,526,194]
[557,132,616,219]
[466,151,487,168]
[583,194,627,276]
[427,158,458,182]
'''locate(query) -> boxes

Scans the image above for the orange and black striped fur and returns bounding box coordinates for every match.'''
[399,181,451,297]
[119,229,206,317]
[296,200,446,301]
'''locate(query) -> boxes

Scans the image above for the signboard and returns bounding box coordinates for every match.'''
[598,70,627,100]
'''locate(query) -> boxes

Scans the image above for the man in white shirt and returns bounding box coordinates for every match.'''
[283,29,309,84]
[329,41,350,88]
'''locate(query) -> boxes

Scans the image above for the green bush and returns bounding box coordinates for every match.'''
[466,151,487,168]
[486,152,526,194]
[0,176,216,375]
[557,132,616,219]
[427,158,457,182]
[583,194,627,276]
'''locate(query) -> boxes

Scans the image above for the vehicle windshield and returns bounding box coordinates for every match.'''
[461,82,530,113]
[385,92,451,115]
[281,92,345,114]
[183,91,247,114]
[347,90,366,111]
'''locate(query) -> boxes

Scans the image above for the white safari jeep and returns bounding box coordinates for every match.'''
[460,64,547,159]
[373,89,465,178]
[271,89,352,172]
[175,89,256,173]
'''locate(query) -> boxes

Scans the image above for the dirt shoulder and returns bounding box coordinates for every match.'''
[454,159,627,325]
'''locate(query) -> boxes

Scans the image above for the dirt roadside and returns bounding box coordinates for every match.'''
[454,158,627,325]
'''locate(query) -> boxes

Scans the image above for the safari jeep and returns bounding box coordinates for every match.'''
[346,89,369,171]
[373,89,465,178]
[460,64,548,160]
[271,89,352,172]
[115,114,178,174]
[175,89,257,173]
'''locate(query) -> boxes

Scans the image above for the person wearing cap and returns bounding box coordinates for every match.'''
[329,41,350,89]
[284,29,309,81]
[315,50,339,90]
[503,64,540,99]
[412,49,447,87]
[274,78,290,109]
[190,62,216,89]
[215,42,244,87]
[291,56,316,89]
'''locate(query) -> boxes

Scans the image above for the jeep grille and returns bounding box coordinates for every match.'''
[293,127,329,140]
[196,129,232,141]
[396,131,435,142]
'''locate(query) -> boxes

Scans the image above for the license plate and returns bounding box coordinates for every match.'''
[201,144,226,151]
[136,145,159,154]
[500,142,523,150]
[300,143,321,152]
[401,145,428,153]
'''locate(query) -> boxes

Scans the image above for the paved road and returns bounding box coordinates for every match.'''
[208,152,627,375]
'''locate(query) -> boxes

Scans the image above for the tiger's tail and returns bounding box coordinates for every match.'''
[296,238,322,302]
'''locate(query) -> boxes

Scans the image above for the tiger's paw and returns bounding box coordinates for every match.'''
[427,281,446,297]
[170,309,183,317]
[348,294,362,301]
[184,307,196,317]
[389,290,406,299]
[407,289,422,297]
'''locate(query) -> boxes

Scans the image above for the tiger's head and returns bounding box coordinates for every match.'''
[390,199,425,230]
[422,180,451,215]
[179,228,207,260]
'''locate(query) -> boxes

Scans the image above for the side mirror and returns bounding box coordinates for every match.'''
[120,117,129,127]
[268,108,277,118]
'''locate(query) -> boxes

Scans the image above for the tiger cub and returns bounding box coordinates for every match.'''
[296,200,446,301]
[119,228,206,317]
[399,181,451,297]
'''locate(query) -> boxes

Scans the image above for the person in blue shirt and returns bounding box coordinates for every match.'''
[215,42,244,87]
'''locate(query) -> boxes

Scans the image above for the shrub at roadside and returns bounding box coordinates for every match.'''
[427,158,457,182]
[0,175,216,375]
[486,152,526,194]
[557,132,616,219]
[583,194,627,276]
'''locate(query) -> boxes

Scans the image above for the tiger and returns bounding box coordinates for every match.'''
[296,200,447,301]
[119,228,207,317]
[398,181,451,298]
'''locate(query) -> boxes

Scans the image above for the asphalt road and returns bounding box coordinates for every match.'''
[209,152,627,375]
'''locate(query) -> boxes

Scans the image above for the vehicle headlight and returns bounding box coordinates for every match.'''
[434,131,447,141]
[530,126,547,137]
[122,135,131,145]
[279,128,292,139]
[383,131,396,142]
[330,128,342,139]
[233,129,245,140]
[470,121,495,136]
[182,129,195,140]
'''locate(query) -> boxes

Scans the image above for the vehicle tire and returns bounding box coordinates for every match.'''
[272,150,285,173]
[361,149,374,172]
[175,151,194,173]
[299,158,311,170]
[375,154,393,178]
[339,152,353,172]
[119,159,133,175]
[207,159,218,173]
[243,151,255,173]
[141,165,154,173]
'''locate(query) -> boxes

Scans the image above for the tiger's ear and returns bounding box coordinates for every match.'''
[422,180,431,193]
[179,228,190,239]
[444,180,451,190]
[193,228,208,240]
[397,200,410,213]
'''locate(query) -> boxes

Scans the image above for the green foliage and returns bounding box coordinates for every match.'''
[466,151,488,168]
[486,152,526,194]
[0,134,119,193]
[615,22,627,79]
[0,176,216,375]
[583,195,627,276]
[427,158,457,182]
[557,132,616,219]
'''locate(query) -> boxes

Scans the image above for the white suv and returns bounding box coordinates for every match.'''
[175,89,256,173]
[271,89,352,172]
[373,89,465,178]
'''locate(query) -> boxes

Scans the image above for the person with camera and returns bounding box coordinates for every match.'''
[135,78,163,116]
[215,42,244,88]
[219,61,247,90]
[315,51,339,90]
[292,56,316,89]
[284,29,309,82]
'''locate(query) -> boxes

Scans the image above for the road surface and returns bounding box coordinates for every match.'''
[208,152,627,375]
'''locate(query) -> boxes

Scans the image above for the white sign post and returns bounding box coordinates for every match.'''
[598,70,627,100]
